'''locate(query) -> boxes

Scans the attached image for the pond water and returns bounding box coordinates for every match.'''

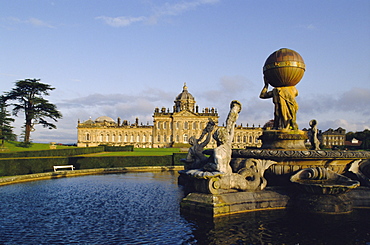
[0,172,369,244]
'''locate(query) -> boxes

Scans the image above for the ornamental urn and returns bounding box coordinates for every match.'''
[263,48,305,87]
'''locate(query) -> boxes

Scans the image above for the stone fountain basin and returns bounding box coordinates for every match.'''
[290,167,360,195]
[232,149,370,175]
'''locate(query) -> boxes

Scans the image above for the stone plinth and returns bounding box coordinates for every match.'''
[259,129,307,150]
[180,187,370,217]
[180,187,291,217]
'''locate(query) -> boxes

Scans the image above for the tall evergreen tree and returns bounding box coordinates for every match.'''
[0,95,16,147]
[5,79,62,143]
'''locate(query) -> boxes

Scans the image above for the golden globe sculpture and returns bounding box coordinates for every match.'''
[263,48,305,87]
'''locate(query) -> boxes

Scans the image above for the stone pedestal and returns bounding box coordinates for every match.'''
[180,187,370,217]
[259,129,307,150]
[180,187,291,217]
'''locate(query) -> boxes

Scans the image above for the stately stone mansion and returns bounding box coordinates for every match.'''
[77,84,263,148]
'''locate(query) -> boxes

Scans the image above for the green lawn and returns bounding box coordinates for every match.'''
[86,148,184,156]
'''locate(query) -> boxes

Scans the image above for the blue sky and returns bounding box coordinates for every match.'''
[1,0,369,143]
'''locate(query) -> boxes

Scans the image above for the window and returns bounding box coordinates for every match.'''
[164,122,167,129]
[86,133,90,141]
[124,134,128,142]
[158,135,161,142]
[118,134,122,142]
[183,134,188,143]
[143,135,146,142]
[106,134,109,142]
[130,134,134,142]
[249,136,253,143]
[100,134,104,142]
[157,122,161,129]
[137,135,140,142]
[112,134,115,142]
[193,122,197,130]
[184,122,188,129]
[243,136,247,143]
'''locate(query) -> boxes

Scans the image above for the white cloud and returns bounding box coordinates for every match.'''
[95,16,147,27]
[5,17,55,28]
[96,0,220,27]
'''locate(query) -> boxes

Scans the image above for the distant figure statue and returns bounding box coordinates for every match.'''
[309,119,320,150]
[182,119,215,170]
[204,100,241,174]
[260,77,299,130]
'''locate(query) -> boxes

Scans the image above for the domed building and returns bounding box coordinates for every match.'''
[77,84,263,148]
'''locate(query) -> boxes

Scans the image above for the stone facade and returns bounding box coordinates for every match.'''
[321,127,346,148]
[77,84,263,148]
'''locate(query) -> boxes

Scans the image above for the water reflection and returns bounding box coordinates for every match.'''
[0,172,369,244]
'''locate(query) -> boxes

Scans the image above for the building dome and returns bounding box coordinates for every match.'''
[95,116,115,123]
[174,83,196,112]
[175,83,195,101]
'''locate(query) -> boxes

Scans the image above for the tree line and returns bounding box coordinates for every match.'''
[1,79,62,147]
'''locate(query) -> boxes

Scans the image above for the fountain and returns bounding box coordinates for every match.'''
[179,48,370,217]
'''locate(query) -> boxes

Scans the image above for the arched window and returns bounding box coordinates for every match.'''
[130,134,134,142]
[106,134,109,142]
[100,134,104,142]
[124,134,128,142]
[243,136,247,143]
[237,135,241,143]
[118,134,122,142]
[112,134,115,142]
[137,135,140,142]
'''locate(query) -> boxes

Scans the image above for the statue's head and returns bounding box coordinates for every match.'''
[213,128,228,145]
[309,119,317,127]
[188,136,197,146]
[230,100,242,113]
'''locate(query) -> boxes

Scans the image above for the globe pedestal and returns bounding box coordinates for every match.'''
[259,129,307,150]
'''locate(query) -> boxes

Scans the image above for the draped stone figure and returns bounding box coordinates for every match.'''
[260,77,299,130]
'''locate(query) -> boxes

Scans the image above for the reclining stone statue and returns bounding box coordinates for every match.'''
[179,100,276,194]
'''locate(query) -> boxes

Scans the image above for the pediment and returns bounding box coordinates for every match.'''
[173,110,198,117]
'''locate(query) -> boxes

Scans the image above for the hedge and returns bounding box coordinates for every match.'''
[0,146,104,158]
[103,145,134,152]
[0,153,187,177]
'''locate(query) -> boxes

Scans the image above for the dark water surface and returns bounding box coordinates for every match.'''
[0,172,369,244]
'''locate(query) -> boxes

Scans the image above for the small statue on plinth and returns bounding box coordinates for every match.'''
[309,119,320,150]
